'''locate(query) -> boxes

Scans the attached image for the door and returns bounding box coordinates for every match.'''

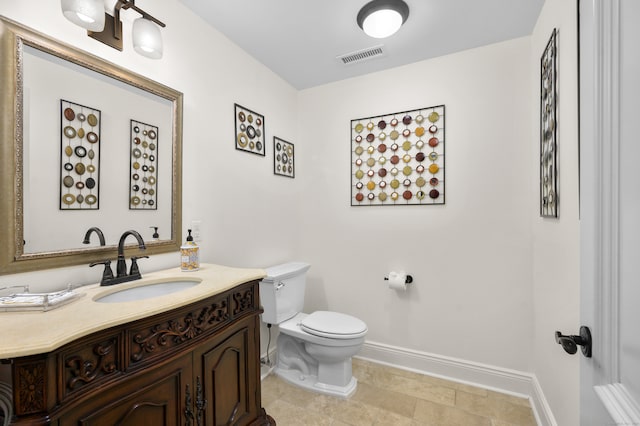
[60,353,192,426]
[194,317,258,426]
[580,0,640,424]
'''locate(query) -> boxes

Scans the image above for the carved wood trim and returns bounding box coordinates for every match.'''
[184,383,194,426]
[129,283,257,365]
[195,376,206,426]
[14,360,46,416]
[130,298,230,364]
[233,287,254,315]
[64,337,119,394]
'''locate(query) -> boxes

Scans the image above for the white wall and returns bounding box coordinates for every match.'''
[0,0,301,294]
[296,38,534,371]
[530,1,580,425]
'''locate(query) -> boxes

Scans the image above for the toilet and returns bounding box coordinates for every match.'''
[260,262,367,398]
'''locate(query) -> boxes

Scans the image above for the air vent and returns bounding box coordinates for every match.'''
[337,45,385,65]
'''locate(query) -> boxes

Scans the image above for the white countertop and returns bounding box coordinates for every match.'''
[0,263,266,359]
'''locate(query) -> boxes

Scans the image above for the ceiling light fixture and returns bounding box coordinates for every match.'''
[61,0,166,59]
[357,0,410,39]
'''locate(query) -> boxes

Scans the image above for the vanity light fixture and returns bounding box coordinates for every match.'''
[357,0,410,39]
[131,16,163,58]
[61,0,105,31]
[61,0,166,59]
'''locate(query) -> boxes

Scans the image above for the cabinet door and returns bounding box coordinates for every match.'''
[59,354,192,426]
[196,320,257,426]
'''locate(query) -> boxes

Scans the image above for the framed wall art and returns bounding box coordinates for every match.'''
[129,120,159,210]
[540,28,558,218]
[274,137,295,178]
[234,103,265,156]
[59,99,100,210]
[351,105,445,206]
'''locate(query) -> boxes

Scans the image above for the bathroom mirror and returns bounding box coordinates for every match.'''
[0,16,183,275]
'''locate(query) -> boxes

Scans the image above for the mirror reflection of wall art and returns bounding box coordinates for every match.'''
[540,28,558,218]
[60,99,100,210]
[234,103,265,156]
[1,16,184,275]
[273,137,295,178]
[351,105,445,206]
[130,120,159,209]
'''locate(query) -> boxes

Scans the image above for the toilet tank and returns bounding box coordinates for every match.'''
[259,262,311,325]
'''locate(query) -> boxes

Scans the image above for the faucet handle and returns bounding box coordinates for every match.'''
[129,256,149,276]
[90,260,114,282]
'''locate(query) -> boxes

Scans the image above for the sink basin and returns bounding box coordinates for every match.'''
[95,279,201,303]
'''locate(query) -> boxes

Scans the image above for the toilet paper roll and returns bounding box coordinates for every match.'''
[387,271,407,291]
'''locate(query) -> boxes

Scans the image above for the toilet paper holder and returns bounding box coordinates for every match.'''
[384,274,413,284]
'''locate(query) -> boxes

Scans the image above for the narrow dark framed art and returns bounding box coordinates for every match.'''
[129,119,159,210]
[234,103,265,156]
[60,99,101,210]
[540,28,558,218]
[273,137,295,178]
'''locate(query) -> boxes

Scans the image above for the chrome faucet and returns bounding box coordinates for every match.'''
[83,227,106,246]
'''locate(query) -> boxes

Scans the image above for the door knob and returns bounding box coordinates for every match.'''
[555,326,592,358]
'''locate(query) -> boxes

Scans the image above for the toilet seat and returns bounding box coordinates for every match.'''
[300,311,368,339]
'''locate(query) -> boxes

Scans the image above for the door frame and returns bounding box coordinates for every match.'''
[580,0,640,422]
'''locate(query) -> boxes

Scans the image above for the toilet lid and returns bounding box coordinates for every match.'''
[300,311,368,339]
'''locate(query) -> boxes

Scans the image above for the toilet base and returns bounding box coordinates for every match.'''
[274,366,358,398]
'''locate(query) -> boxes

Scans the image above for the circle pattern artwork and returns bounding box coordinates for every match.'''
[235,104,265,156]
[352,106,445,205]
[60,100,100,210]
[129,120,159,209]
[273,137,295,178]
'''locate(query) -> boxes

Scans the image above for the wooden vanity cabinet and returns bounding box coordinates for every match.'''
[7,280,274,426]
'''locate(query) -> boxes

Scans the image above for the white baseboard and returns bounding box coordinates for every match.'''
[357,340,557,426]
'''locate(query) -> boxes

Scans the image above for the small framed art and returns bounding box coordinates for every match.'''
[234,103,265,156]
[274,137,295,178]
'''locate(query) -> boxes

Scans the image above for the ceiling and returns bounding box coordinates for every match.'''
[179,0,545,90]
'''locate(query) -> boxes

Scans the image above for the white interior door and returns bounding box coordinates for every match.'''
[579,0,640,424]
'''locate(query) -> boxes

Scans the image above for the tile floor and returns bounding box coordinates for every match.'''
[262,358,537,426]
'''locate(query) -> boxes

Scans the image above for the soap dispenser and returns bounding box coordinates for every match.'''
[150,226,160,241]
[181,229,199,271]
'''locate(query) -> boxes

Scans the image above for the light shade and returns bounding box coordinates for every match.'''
[61,0,105,32]
[132,17,163,59]
[357,0,409,39]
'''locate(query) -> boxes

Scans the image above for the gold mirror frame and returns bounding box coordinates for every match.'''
[0,16,183,275]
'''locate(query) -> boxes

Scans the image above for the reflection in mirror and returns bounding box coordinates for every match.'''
[22,45,173,253]
[0,16,182,275]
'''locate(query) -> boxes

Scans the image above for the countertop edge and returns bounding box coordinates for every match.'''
[0,263,267,359]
